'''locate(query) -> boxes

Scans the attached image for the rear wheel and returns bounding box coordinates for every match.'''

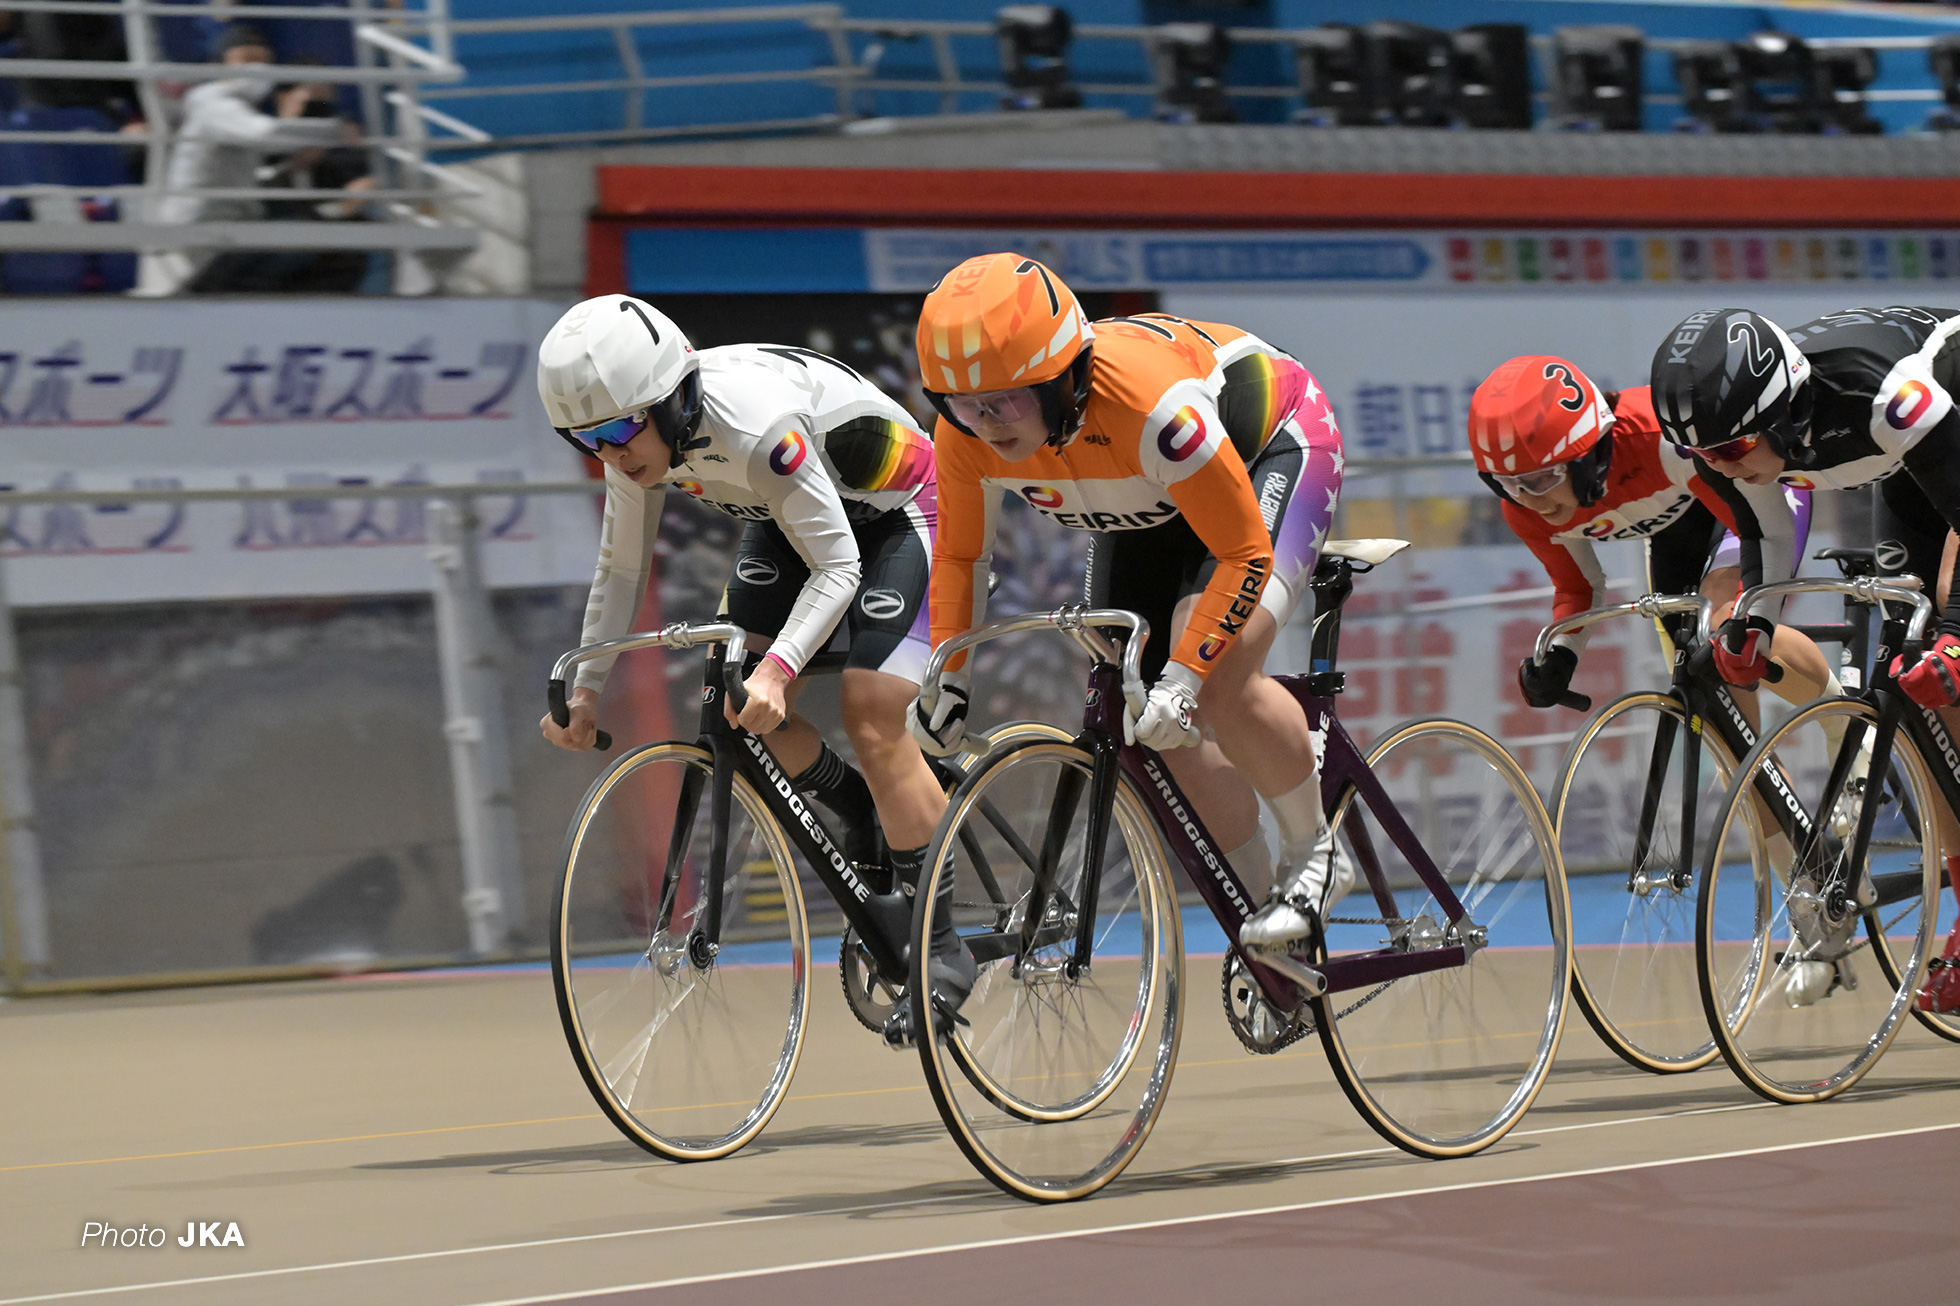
[1317,718,1570,1158]
[911,737,1182,1202]
[552,742,809,1161]
[1553,692,1737,1073]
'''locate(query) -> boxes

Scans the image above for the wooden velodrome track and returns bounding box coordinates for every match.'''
[5,945,1958,1306]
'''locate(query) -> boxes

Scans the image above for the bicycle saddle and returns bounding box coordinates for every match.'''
[1323,538,1411,566]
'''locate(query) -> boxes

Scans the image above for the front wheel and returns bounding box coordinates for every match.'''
[1553,692,1737,1074]
[1317,718,1571,1158]
[1696,696,1940,1102]
[551,741,810,1161]
[911,736,1182,1202]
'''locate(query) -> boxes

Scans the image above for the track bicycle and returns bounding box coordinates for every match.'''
[544,621,1062,1162]
[904,539,1572,1202]
[1697,575,1954,1102]
[1545,548,1894,1075]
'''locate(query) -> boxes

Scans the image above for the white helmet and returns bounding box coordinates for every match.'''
[537,295,701,449]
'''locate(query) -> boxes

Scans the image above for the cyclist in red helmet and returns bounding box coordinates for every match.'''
[1475,355,1831,720]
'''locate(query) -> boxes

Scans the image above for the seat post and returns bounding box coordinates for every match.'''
[1307,555,1355,694]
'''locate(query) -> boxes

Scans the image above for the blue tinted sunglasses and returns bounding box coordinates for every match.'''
[557,410,649,456]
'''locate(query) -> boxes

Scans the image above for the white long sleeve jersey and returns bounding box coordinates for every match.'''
[574,344,934,693]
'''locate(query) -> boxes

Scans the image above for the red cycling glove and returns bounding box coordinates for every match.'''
[1712,616,1774,688]
[1892,631,1960,709]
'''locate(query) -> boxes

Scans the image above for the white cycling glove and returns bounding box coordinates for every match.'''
[1127,662,1203,750]
[907,674,970,758]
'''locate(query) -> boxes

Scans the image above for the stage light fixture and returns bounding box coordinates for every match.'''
[1547,25,1645,131]
[1150,22,1235,124]
[1732,30,1816,132]
[1450,23,1532,129]
[996,5,1082,112]
[1930,35,1960,131]
[1361,21,1454,127]
[1673,39,1750,132]
[1809,45,1881,135]
[1292,24,1373,126]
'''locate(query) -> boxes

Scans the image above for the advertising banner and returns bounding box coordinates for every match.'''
[623,225,1960,297]
[0,298,596,608]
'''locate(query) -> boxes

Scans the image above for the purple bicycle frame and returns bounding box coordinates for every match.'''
[1081,662,1471,1010]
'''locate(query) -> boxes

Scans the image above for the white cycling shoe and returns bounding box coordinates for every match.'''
[1238,827,1356,994]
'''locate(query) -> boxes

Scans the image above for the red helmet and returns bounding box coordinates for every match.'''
[1469,356,1616,506]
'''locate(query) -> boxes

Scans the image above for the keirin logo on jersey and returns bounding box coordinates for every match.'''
[1887,380,1935,430]
[1021,485,1064,509]
[1196,635,1226,663]
[735,556,779,586]
[859,587,906,620]
[769,430,808,475]
[1158,407,1207,462]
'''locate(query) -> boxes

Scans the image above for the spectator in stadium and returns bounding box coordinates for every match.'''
[0,2,140,125]
[189,64,378,294]
[134,25,355,296]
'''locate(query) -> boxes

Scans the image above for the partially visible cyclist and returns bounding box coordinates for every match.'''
[534,294,975,1005]
[1481,354,1831,724]
[1650,305,1960,1013]
[907,252,1345,988]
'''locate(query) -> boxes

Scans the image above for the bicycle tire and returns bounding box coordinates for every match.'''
[1695,696,1940,1102]
[910,736,1182,1202]
[1553,691,1739,1074]
[1855,748,1960,1045]
[551,741,810,1161]
[1317,717,1571,1158]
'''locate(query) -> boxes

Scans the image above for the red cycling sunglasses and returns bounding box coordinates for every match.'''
[1687,433,1763,464]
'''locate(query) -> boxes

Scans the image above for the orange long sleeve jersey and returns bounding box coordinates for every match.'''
[930,314,1311,678]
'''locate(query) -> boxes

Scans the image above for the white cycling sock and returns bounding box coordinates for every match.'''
[1225,829,1276,902]
[1813,666,1850,756]
[1265,772,1325,869]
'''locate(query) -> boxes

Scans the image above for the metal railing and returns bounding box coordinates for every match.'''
[377,5,1960,152]
[0,0,478,272]
[0,476,599,993]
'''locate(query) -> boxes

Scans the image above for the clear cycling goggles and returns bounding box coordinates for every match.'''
[1491,463,1570,498]
[942,386,1043,429]
[559,410,650,455]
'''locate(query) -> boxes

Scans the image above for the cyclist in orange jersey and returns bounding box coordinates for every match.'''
[909,252,1347,982]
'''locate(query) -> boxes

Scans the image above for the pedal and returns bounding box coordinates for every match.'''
[880,1006,916,1051]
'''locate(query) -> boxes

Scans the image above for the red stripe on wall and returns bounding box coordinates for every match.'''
[594,164,1960,230]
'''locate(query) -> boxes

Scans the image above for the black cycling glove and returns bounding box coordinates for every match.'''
[1518,646,1579,710]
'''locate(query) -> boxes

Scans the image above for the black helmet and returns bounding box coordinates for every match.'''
[1650,308,1814,464]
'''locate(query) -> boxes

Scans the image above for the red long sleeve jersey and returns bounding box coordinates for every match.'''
[1503,388,1742,623]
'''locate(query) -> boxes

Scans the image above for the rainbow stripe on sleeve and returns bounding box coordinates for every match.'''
[827,416,937,492]
[1216,352,1308,462]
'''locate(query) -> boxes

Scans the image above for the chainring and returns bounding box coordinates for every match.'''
[1222,951,1314,1054]
[840,927,905,1033]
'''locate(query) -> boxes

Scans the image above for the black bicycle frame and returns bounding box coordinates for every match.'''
[1827,609,1960,912]
[653,644,914,978]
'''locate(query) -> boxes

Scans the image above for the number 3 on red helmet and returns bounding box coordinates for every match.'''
[1467,355,1617,508]
[1892,632,1960,709]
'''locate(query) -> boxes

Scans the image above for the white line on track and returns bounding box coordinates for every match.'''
[0,1106,1928,1306]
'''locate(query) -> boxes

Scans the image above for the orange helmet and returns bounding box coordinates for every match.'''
[915,252,1095,444]
[1469,355,1616,506]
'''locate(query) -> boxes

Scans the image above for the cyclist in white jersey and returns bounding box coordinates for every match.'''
[535,297,965,995]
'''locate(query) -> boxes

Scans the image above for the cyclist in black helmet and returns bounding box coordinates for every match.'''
[1650,304,1960,1012]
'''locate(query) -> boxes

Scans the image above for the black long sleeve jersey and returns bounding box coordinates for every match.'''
[1737,306,1960,633]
